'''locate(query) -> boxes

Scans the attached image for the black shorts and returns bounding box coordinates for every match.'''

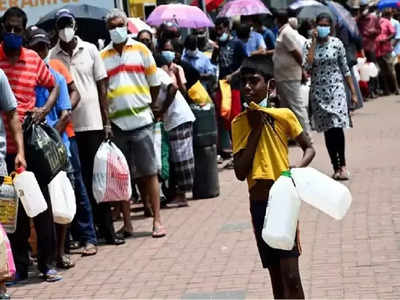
[250,200,300,269]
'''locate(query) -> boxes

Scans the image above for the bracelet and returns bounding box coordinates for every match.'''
[104,125,112,129]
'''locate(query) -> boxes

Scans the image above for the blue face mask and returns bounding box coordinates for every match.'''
[3,33,23,50]
[317,26,330,39]
[219,32,228,42]
[161,50,175,63]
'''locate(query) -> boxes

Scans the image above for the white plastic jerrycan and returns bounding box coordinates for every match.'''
[262,171,301,250]
[291,167,352,220]
[13,168,47,218]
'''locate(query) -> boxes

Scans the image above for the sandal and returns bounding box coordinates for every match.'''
[40,269,62,282]
[339,168,350,181]
[116,228,134,238]
[332,171,341,180]
[56,255,75,269]
[0,293,10,300]
[81,243,97,257]
[152,225,167,238]
[65,240,80,254]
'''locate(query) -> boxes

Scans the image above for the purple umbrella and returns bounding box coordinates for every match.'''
[146,4,214,28]
[217,0,271,18]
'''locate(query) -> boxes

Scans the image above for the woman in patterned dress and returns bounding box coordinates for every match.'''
[303,13,358,180]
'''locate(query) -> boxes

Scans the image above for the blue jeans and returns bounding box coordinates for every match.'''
[69,137,97,245]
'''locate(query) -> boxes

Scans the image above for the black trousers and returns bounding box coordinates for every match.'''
[324,128,346,172]
[6,154,56,276]
[75,131,116,241]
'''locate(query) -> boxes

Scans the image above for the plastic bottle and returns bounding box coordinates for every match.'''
[262,171,301,250]
[13,168,47,218]
[291,167,352,220]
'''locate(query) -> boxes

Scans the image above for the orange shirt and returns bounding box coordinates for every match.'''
[49,59,75,138]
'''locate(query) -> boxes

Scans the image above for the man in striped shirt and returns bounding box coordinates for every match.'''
[101,9,166,238]
[0,7,61,282]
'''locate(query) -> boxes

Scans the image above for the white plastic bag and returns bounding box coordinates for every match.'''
[262,171,301,250]
[48,171,76,224]
[154,122,162,173]
[92,141,132,203]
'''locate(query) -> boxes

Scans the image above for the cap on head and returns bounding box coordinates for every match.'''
[26,25,50,47]
[56,8,75,21]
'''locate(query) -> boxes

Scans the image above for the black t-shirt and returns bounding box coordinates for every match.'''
[218,38,248,79]
[180,60,200,90]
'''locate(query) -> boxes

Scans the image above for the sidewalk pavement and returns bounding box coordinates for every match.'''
[8,95,400,299]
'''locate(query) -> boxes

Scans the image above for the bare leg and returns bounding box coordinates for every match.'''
[55,224,74,269]
[138,175,162,228]
[120,201,133,233]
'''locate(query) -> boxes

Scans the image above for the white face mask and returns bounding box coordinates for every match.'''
[59,27,75,43]
[109,26,128,45]
[186,49,198,57]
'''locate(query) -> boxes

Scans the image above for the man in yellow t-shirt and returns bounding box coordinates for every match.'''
[232,55,315,299]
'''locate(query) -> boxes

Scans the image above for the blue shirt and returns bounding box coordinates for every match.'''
[260,27,276,50]
[391,18,400,55]
[243,31,266,56]
[35,67,71,154]
[182,50,216,75]
[0,69,17,159]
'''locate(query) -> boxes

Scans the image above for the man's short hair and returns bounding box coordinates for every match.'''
[184,34,198,50]
[237,24,251,40]
[240,55,274,81]
[215,17,230,28]
[3,7,27,28]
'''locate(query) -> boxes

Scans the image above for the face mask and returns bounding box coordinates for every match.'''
[3,33,23,50]
[197,32,206,38]
[161,50,175,63]
[259,79,272,107]
[186,49,198,57]
[109,26,128,44]
[59,27,75,43]
[317,26,330,39]
[307,29,313,38]
[219,32,228,42]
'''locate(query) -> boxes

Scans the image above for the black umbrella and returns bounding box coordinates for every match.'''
[36,4,110,45]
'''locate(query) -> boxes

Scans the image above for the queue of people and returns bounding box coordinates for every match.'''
[0,1,398,299]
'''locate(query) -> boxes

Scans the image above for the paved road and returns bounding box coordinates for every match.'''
[9,96,400,299]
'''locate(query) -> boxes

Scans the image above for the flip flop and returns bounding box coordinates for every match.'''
[81,243,97,257]
[56,255,75,269]
[40,269,62,282]
[152,225,167,238]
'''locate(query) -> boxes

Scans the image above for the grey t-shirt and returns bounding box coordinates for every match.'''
[0,69,17,159]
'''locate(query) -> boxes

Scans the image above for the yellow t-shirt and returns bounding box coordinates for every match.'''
[231,102,303,190]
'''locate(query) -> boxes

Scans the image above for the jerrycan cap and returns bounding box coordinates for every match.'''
[281,170,291,177]
[16,167,25,174]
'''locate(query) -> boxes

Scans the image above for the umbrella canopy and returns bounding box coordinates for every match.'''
[297,4,335,23]
[377,0,400,9]
[326,1,359,37]
[127,18,154,37]
[36,4,110,44]
[217,0,271,18]
[146,4,214,28]
[289,0,325,10]
[191,0,225,12]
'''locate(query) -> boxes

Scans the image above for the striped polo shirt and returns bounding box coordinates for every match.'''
[0,44,55,154]
[100,38,160,131]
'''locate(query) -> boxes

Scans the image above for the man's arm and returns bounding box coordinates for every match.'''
[32,84,60,123]
[97,78,112,139]
[68,81,81,110]
[6,109,26,169]
[55,110,71,134]
[291,132,315,168]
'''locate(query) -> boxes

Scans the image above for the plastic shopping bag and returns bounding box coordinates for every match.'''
[219,80,232,121]
[23,114,68,184]
[93,141,132,203]
[48,171,76,224]
[0,223,16,280]
[154,122,162,173]
[0,175,18,233]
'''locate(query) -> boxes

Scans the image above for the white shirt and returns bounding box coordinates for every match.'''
[50,37,107,132]
[156,68,195,131]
